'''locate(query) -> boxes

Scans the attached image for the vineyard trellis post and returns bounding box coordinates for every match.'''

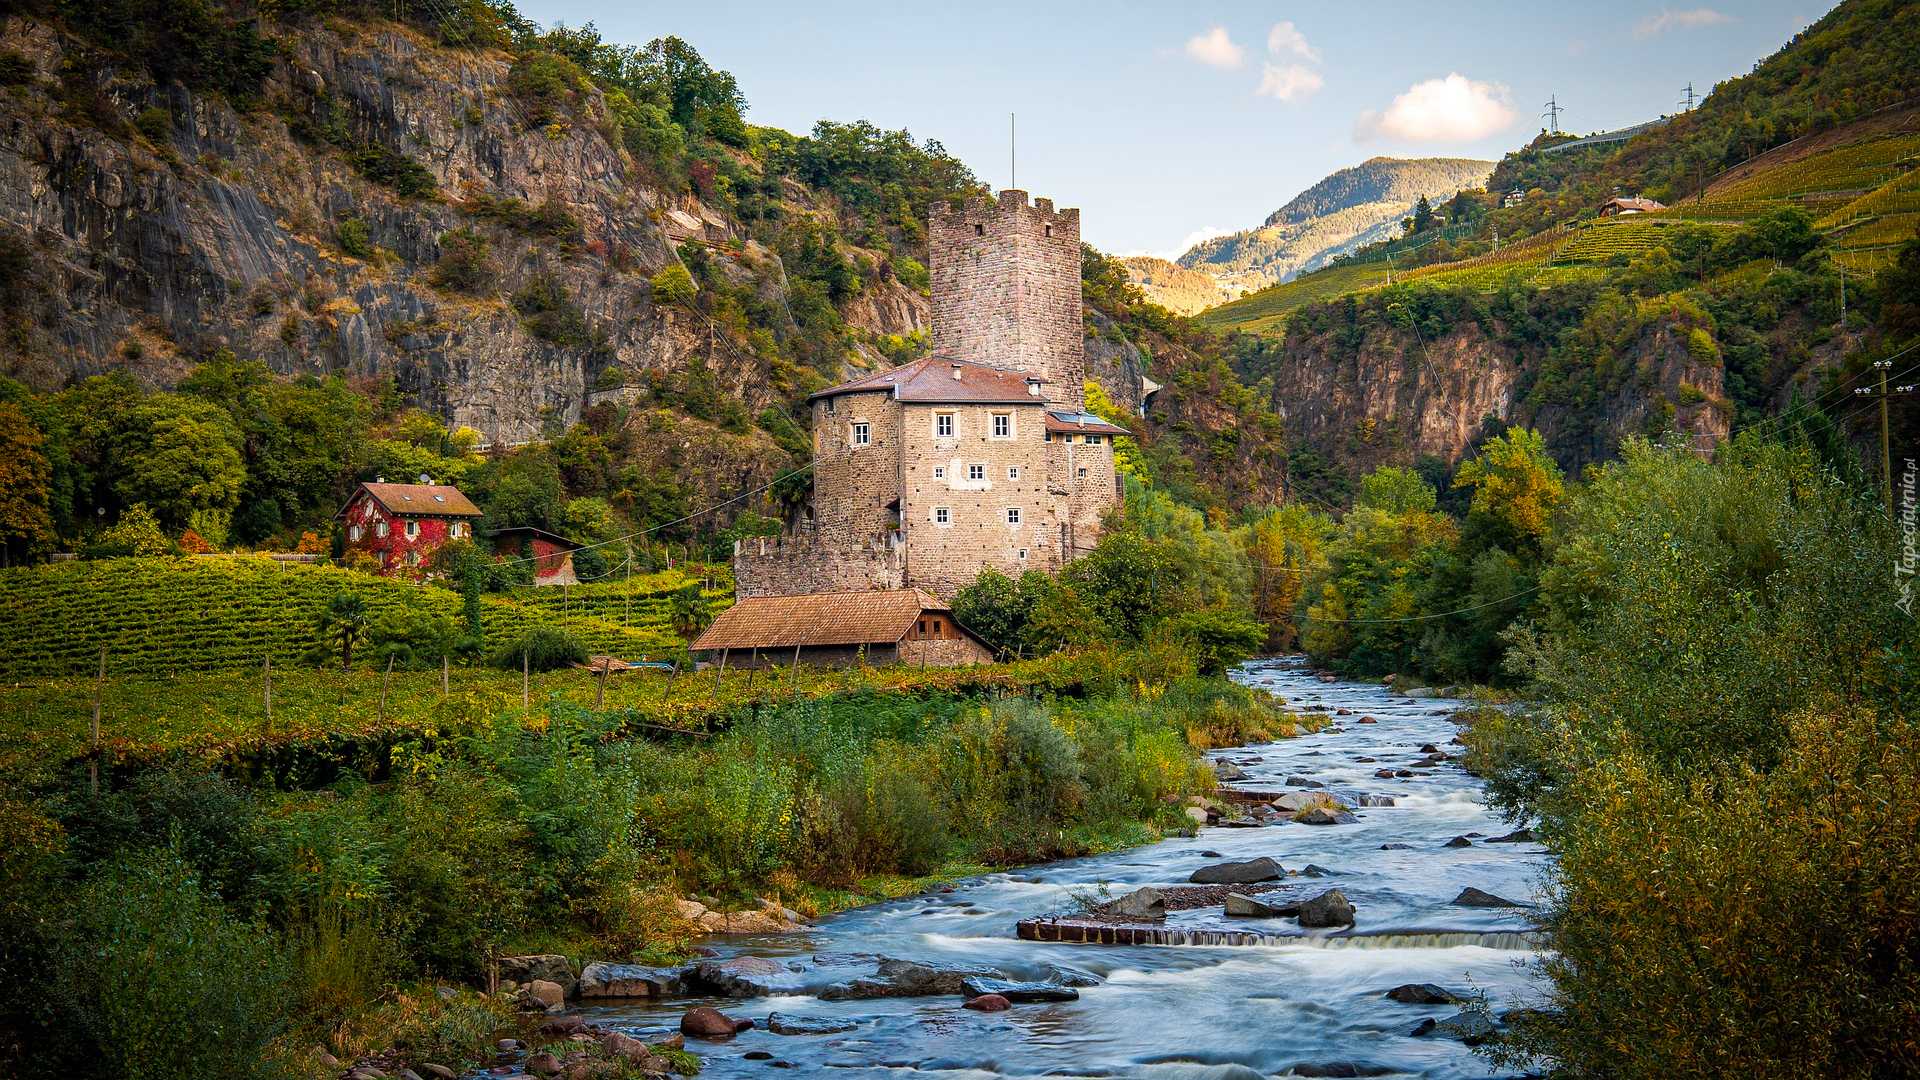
[441,654,449,697]
[663,659,679,700]
[714,648,728,696]
[595,656,609,711]
[90,646,104,795]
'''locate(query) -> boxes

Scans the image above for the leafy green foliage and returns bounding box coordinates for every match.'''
[429,229,494,294]
[347,144,437,199]
[488,625,587,672]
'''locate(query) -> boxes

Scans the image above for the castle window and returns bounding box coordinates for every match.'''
[991,413,1012,439]
[933,466,946,480]
[973,223,983,236]
[968,464,985,481]
[824,398,835,416]
[1078,467,1088,478]
[1018,548,1029,560]
[1006,507,1022,525]
[933,506,951,525]
[934,412,954,437]
[1008,466,1020,480]
[1045,224,1052,237]
[852,423,870,447]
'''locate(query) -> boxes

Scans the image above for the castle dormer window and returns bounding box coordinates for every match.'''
[1008,466,1020,480]
[932,466,946,480]
[851,423,870,447]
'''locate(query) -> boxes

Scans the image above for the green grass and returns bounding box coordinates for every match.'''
[0,558,717,678]
[1551,219,1674,264]
[1195,261,1393,333]
[1713,133,1920,201]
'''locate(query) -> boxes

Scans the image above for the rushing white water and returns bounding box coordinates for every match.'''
[590,659,1549,1078]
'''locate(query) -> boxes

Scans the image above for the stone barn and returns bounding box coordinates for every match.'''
[689,589,994,669]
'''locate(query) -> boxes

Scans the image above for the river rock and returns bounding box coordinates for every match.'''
[1486,828,1535,843]
[600,1032,656,1067]
[1272,791,1319,812]
[498,955,577,998]
[1225,892,1300,917]
[679,1007,749,1039]
[577,961,681,999]
[1355,795,1396,807]
[766,1013,858,1035]
[1374,769,1396,778]
[1301,864,1340,876]
[1293,807,1358,825]
[819,959,1005,1000]
[1296,889,1356,928]
[1386,983,1459,1005]
[1444,836,1473,848]
[1358,716,1378,724]
[743,1051,773,1061]
[1335,708,1352,716]
[963,994,1012,1011]
[417,1066,454,1080]
[1213,761,1249,781]
[1041,963,1104,988]
[1283,775,1325,789]
[1380,843,1412,850]
[526,979,566,1008]
[1403,687,1436,698]
[1107,886,1167,921]
[540,1015,587,1036]
[699,909,805,934]
[1189,856,1284,884]
[690,956,804,997]
[526,1052,561,1076]
[1184,805,1210,825]
[1430,1011,1499,1044]
[959,977,1079,1003]
[1452,887,1523,908]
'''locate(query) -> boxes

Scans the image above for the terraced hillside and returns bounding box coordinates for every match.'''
[0,558,725,677]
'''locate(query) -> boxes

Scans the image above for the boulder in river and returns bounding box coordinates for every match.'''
[1443,836,1473,848]
[690,956,803,997]
[1420,1011,1499,1045]
[1386,983,1459,1005]
[1357,716,1378,724]
[1374,769,1397,778]
[1403,687,1437,698]
[680,1007,751,1039]
[1283,775,1325,789]
[963,994,1011,1011]
[1293,807,1358,825]
[1355,795,1396,807]
[1485,828,1535,843]
[819,958,1005,1000]
[577,961,681,999]
[1214,761,1249,781]
[1189,856,1285,884]
[1225,892,1300,917]
[1380,843,1412,850]
[1296,889,1356,928]
[1042,963,1104,988]
[766,1013,858,1035]
[525,979,565,1008]
[1107,886,1167,921]
[498,955,577,998]
[1452,887,1523,908]
[960,976,1079,1002]
[526,1052,561,1077]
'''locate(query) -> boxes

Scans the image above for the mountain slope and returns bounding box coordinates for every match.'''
[1177,157,1494,291]
[1117,256,1239,315]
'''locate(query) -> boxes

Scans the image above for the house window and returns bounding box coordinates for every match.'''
[919,619,927,633]
[1006,507,1021,525]
[348,525,363,542]
[934,412,954,437]
[852,423,870,446]
[1007,466,1020,480]
[933,507,951,525]
[1086,434,1103,445]
[451,522,465,539]
[1062,434,1075,444]
[968,464,985,481]
[405,520,419,539]
[1045,431,1053,442]
[933,466,946,480]
[824,398,835,416]
[991,413,1012,438]
[375,520,389,538]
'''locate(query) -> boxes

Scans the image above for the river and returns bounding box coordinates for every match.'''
[591,658,1550,1078]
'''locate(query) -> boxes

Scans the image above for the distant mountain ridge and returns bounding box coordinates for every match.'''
[1117,256,1240,316]
[1177,157,1494,292]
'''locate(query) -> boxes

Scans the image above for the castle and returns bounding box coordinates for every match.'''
[733,189,1126,601]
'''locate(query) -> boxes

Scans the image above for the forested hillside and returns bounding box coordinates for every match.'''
[1179,157,1494,291]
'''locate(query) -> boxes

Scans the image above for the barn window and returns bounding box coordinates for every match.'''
[991,413,1012,439]
[1006,507,1021,525]
[933,620,943,632]
[934,411,954,437]
[919,619,927,633]
[852,422,870,446]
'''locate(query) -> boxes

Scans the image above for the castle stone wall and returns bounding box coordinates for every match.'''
[733,535,904,598]
[930,191,1085,410]
[811,389,901,539]
[898,400,1062,596]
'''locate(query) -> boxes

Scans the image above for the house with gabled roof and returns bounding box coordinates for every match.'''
[336,480,482,574]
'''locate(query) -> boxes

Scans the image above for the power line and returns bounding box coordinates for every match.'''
[1542,95,1564,135]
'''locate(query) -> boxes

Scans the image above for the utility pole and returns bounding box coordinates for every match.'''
[1542,96,1563,135]
[1856,360,1915,514]
[1681,82,1696,112]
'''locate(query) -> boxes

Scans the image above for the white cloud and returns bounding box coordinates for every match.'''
[1632,7,1735,38]
[1355,73,1518,143]
[1257,63,1324,103]
[1266,21,1320,62]
[1121,226,1236,262]
[1184,27,1245,69]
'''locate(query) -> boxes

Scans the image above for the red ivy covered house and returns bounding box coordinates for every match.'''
[336,481,483,574]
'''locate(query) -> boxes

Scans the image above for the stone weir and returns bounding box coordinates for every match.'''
[1015,917,1542,951]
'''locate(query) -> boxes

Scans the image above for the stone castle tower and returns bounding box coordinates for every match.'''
[731,189,1125,603]
[929,191,1085,409]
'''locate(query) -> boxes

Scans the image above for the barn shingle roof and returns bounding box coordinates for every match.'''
[345,483,484,518]
[689,589,972,652]
[811,355,1049,404]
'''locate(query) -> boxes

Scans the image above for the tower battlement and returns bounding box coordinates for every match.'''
[929,189,1085,410]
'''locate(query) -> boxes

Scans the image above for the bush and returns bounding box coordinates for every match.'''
[54,852,290,1080]
[649,265,696,304]
[489,625,588,671]
[1163,608,1266,675]
[335,217,374,259]
[348,145,437,199]
[429,229,494,293]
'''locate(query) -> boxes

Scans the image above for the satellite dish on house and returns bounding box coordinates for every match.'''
[418,473,431,484]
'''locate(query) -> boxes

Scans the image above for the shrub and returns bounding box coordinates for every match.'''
[54,852,290,1080]
[133,107,169,144]
[348,145,437,199]
[1163,608,1267,676]
[489,625,587,671]
[511,275,593,346]
[335,217,374,259]
[85,504,172,558]
[429,229,494,293]
[649,265,696,304]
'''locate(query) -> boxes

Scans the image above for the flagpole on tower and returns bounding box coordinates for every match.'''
[1011,112,1016,190]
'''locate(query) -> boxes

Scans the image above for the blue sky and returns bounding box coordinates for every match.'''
[514,2,1834,257]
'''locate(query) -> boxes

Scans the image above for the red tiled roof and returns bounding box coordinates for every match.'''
[343,483,483,518]
[690,589,979,651]
[812,355,1050,404]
